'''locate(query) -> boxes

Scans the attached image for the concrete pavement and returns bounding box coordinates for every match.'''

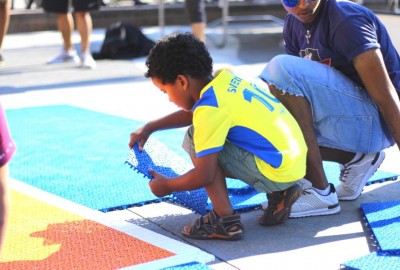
[1,13,400,270]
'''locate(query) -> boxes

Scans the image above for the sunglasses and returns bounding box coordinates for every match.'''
[282,0,316,8]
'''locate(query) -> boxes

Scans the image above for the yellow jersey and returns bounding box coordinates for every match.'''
[192,70,307,182]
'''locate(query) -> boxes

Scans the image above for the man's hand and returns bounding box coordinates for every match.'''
[148,169,172,197]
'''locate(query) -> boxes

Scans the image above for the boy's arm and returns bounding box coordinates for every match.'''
[129,110,193,149]
[353,48,400,150]
[149,153,220,197]
[146,109,193,131]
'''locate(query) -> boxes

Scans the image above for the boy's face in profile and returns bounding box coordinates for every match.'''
[151,76,194,111]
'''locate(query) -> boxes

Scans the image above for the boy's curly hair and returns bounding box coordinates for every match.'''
[145,33,213,84]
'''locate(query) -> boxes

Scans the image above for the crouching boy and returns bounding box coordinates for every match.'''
[129,33,307,240]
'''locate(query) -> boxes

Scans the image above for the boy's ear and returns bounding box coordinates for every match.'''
[176,75,189,90]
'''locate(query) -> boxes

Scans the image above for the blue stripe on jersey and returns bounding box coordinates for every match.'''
[228,126,283,168]
[192,86,218,111]
[196,145,224,158]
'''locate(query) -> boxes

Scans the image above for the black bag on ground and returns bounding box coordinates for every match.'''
[92,22,155,60]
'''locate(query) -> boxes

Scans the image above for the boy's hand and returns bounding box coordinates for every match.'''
[148,169,172,197]
[129,125,151,150]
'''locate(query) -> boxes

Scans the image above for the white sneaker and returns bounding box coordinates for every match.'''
[47,50,80,64]
[290,179,341,218]
[80,52,96,69]
[336,151,385,201]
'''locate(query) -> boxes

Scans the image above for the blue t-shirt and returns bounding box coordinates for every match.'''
[283,0,400,92]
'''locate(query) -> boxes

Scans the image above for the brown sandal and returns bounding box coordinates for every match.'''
[182,210,244,241]
[259,183,302,226]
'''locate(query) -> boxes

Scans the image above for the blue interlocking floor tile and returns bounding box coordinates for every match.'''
[6,105,164,211]
[126,137,209,214]
[361,200,400,254]
[342,252,400,270]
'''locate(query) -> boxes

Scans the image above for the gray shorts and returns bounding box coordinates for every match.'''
[182,126,294,193]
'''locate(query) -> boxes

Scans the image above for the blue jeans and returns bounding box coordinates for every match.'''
[259,55,395,153]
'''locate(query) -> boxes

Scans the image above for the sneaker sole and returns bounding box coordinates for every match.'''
[339,151,386,201]
[290,203,341,218]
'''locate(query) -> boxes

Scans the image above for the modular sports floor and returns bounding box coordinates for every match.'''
[3,105,400,270]
[2,18,400,269]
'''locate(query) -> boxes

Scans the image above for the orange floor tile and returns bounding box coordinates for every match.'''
[0,181,214,269]
[1,190,175,270]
